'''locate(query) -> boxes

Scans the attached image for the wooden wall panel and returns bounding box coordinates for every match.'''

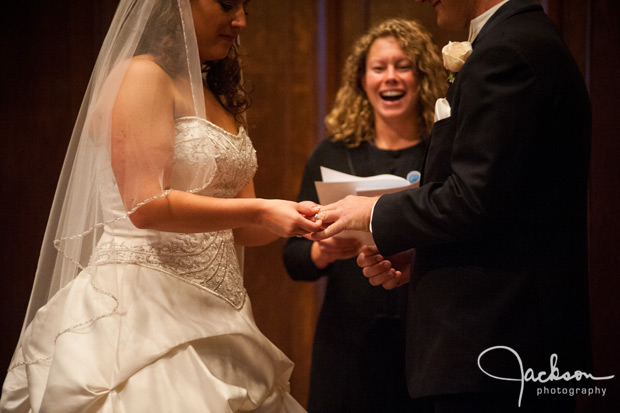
[241,0,320,406]
[543,0,589,81]
[583,1,620,410]
[0,0,119,376]
[545,1,620,411]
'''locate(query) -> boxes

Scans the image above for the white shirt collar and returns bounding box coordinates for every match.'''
[468,0,510,43]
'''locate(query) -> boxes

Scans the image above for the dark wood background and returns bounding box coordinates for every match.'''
[1,1,618,410]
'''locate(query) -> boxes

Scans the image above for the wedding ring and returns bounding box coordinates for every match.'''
[313,213,320,220]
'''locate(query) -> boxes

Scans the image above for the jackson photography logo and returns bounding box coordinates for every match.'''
[478,346,615,407]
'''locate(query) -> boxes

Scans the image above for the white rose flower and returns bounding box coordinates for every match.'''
[442,41,473,73]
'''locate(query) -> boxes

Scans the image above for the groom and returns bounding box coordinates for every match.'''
[312,0,592,411]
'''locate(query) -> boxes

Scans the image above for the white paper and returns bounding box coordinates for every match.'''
[315,167,421,244]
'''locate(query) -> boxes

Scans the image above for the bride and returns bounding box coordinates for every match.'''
[0,0,320,411]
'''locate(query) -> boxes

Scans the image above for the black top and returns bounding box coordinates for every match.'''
[283,137,428,412]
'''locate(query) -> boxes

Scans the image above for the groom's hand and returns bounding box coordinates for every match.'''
[357,245,412,290]
[310,195,379,241]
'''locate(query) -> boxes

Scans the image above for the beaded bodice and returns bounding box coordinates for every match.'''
[91,117,257,309]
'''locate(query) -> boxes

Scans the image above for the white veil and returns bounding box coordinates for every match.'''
[13,0,207,358]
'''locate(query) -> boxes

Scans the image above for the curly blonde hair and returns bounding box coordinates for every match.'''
[326,18,447,147]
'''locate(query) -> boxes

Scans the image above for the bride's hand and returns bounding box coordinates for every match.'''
[259,200,322,238]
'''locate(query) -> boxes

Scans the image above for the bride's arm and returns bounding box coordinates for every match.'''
[232,181,277,246]
[128,189,320,237]
[232,182,319,246]
[111,58,321,238]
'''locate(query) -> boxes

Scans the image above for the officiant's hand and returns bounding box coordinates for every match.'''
[357,245,412,290]
[310,195,379,241]
[310,237,363,269]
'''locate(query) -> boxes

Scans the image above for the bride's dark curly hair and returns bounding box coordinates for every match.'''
[202,44,251,125]
[135,0,251,125]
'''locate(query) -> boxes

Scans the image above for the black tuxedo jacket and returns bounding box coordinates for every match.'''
[372,0,591,399]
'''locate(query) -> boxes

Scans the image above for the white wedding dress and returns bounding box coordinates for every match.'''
[1,117,305,412]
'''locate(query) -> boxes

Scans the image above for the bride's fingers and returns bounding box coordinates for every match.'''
[297,202,321,217]
[295,219,323,234]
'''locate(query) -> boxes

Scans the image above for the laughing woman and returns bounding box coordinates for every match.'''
[282,18,447,413]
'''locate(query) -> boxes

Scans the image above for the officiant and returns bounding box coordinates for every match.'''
[282,18,446,412]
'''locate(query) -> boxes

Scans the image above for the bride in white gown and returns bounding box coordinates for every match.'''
[0,1,320,411]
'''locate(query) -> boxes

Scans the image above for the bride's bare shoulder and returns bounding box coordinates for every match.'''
[123,55,174,87]
[112,55,176,112]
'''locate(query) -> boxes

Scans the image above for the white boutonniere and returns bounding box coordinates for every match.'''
[442,41,473,83]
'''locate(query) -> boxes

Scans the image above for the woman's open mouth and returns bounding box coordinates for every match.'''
[380,90,405,102]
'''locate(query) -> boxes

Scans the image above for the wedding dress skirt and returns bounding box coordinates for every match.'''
[2,263,303,412]
[1,118,305,412]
